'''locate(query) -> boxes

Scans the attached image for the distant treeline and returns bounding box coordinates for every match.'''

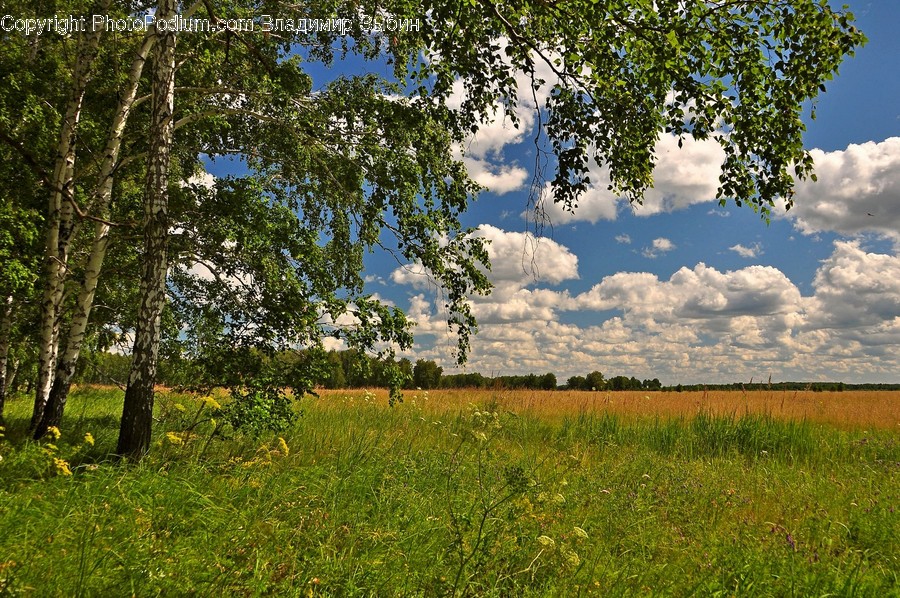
[66,350,900,393]
[662,382,900,392]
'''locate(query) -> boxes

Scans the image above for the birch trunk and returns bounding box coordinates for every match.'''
[117,0,177,459]
[0,297,13,422]
[32,13,106,429]
[35,34,156,439]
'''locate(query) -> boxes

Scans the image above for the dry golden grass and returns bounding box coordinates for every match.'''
[317,388,900,430]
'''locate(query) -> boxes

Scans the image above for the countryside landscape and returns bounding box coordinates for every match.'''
[2,0,899,595]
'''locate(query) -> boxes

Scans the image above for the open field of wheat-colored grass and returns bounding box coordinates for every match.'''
[317,388,900,430]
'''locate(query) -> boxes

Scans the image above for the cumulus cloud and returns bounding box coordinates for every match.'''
[636,134,726,214]
[576,263,801,321]
[461,155,529,195]
[535,133,726,225]
[471,224,579,288]
[390,261,435,290]
[806,240,900,329]
[464,225,579,324]
[786,137,900,241]
[186,170,216,189]
[538,180,619,224]
[391,225,578,327]
[531,136,900,237]
[396,238,900,384]
[447,45,559,196]
[615,234,632,244]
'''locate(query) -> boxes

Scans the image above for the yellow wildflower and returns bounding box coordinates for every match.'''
[277,437,290,457]
[46,426,61,440]
[53,458,72,476]
[83,432,95,446]
[165,432,183,446]
[173,403,186,412]
[201,396,222,410]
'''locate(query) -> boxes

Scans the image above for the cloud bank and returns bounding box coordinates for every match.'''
[395,229,899,384]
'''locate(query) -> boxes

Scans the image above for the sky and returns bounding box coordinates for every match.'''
[392,1,900,385]
[216,2,900,385]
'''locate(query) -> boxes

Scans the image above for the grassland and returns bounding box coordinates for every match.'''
[1,385,897,596]
[322,387,900,430]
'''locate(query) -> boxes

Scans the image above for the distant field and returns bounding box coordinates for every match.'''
[320,387,900,430]
[1,386,897,595]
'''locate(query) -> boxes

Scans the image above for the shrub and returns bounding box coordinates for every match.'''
[221,382,297,438]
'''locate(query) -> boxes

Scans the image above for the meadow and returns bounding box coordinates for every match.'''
[0,385,897,596]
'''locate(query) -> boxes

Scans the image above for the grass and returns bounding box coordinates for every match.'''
[0,385,897,596]
[324,387,900,430]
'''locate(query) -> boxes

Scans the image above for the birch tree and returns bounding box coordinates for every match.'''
[33,33,156,437]
[30,1,111,429]
[116,0,179,458]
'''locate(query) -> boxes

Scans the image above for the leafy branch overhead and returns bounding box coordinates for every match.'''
[404,0,864,216]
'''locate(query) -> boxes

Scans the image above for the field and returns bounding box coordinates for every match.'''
[322,387,900,430]
[1,386,897,596]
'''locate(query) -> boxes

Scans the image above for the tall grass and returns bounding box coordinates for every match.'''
[322,387,900,430]
[0,386,897,595]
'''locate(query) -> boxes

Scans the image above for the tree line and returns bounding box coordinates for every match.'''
[7,347,895,406]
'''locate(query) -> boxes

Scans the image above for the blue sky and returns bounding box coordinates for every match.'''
[216,2,900,384]
[380,1,900,385]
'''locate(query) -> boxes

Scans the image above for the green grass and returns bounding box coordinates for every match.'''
[1,387,897,596]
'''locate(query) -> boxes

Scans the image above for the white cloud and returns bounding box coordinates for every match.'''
[538,179,620,224]
[786,137,900,241]
[185,170,216,189]
[642,237,676,258]
[393,226,578,331]
[390,261,435,290]
[397,239,900,384]
[461,155,529,195]
[636,134,726,214]
[536,133,726,225]
[806,240,900,329]
[534,135,900,234]
[321,336,346,352]
[447,46,559,195]
[615,234,632,244]
[729,243,762,258]
[471,224,579,288]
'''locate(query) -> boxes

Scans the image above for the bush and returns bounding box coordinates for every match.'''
[221,382,297,438]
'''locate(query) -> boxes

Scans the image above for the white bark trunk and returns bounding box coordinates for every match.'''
[35,33,156,437]
[118,0,177,458]
[32,11,107,428]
